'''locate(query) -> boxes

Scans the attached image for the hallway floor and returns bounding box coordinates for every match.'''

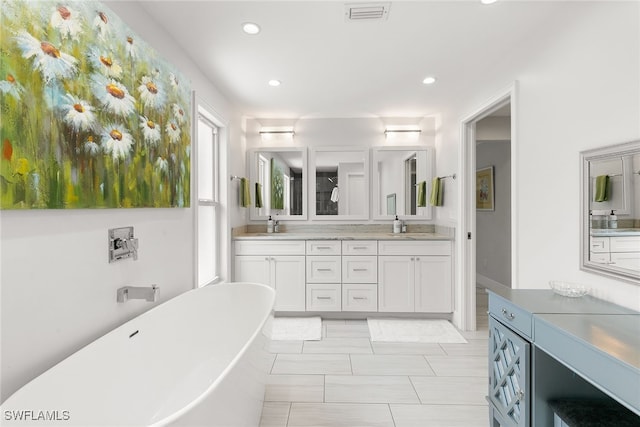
[260,315,489,427]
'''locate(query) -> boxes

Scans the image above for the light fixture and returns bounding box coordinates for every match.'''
[384,126,421,141]
[260,126,295,142]
[242,22,261,35]
[268,79,281,87]
[422,76,437,85]
[481,0,497,4]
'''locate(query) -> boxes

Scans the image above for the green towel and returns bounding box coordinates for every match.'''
[594,175,609,202]
[240,178,251,207]
[430,177,443,207]
[255,183,263,208]
[417,181,427,207]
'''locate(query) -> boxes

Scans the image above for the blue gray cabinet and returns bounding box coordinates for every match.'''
[487,289,639,426]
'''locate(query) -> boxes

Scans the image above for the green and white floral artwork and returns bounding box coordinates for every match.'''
[0,1,192,209]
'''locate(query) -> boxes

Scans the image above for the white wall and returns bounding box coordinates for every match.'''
[0,1,235,401]
[437,2,640,310]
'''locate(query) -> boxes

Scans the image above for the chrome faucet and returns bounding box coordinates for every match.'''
[117,285,159,303]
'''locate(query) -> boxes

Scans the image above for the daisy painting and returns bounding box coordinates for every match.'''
[0,1,191,209]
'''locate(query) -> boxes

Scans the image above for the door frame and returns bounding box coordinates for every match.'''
[458,83,518,331]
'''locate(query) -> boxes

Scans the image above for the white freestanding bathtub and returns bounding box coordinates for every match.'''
[0,282,275,427]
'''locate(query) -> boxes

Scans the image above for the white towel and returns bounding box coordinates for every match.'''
[330,186,339,202]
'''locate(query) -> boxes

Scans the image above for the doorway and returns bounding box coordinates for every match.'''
[459,85,517,331]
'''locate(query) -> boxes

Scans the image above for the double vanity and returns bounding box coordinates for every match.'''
[233,227,453,315]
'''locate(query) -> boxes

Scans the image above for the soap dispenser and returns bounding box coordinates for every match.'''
[608,210,618,229]
[393,215,401,234]
[267,215,274,233]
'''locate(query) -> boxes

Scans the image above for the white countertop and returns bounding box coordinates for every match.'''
[591,228,640,237]
[233,232,453,241]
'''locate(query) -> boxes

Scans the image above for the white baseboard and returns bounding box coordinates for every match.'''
[476,274,510,293]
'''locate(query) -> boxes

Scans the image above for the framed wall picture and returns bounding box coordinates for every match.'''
[476,166,494,211]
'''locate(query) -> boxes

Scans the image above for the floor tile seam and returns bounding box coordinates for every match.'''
[269,353,279,374]
[285,402,292,427]
[407,375,423,405]
[387,403,398,427]
[421,355,436,376]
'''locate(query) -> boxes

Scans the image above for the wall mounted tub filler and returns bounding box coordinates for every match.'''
[116,285,159,303]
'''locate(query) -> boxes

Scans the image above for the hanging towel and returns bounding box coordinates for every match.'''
[417,180,427,207]
[330,186,340,203]
[255,183,263,208]
[240,177,251,207]
[430,177,443,207]
[594,175,609,202]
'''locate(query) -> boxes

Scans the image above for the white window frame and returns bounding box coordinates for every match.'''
[195,109,221,287]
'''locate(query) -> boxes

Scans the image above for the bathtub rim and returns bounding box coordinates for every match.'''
[150,281,275,426]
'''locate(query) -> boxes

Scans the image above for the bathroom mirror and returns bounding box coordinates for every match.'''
[373,147,435,220]
[580,140,640,284]
[248,147,307,220]
[310,147,369,220]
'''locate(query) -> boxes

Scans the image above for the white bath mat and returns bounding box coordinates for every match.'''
[271,316,322,341]
[367,318,467,343]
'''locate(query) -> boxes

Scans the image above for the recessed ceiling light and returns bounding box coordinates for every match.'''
[481,0,498,4]
[268,79,281,87]
[422,76,437,85]
[242,22,261,35]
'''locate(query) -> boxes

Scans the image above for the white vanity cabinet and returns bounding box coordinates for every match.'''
[234,240,306,311]
[590,235,640,270]
[342,240,378,311]
[378,240,452,313]
[306,240,342,311]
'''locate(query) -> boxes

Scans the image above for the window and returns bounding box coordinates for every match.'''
[197,113,220,287]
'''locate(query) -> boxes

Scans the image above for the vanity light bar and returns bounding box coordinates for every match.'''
[259,130,295,135]
[384,129,422,135]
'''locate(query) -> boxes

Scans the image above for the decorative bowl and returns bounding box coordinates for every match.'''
[549,281,588,298]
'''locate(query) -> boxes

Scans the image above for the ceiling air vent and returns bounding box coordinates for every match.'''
[345,3,391,21]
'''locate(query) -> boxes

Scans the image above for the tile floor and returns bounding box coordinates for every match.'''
[260,287,490,427]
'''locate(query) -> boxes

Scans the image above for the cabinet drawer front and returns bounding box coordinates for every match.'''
[378,240,451,256]
[306,284,342,311]
[610,252,640,270]
[306,256,342,283]
[342,284,377,312]
[589,252,611,264]
[488,293,533,339]
[609,236,640,253]
[342,240,377,255]
[589,237,610,253]
[306,240,341,255]
[235,240,306,255]
[342,256,378,283]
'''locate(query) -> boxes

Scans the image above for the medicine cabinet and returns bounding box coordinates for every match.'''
[372,146,434,220]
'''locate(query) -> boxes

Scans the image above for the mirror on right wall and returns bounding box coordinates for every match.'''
[372,147,435,220]
[580,139,640,284]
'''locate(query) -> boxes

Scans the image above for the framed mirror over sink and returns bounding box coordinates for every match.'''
[373,146,435,220]
[310,147,370,220]
[580,139,640,284]
[248,147,307,220]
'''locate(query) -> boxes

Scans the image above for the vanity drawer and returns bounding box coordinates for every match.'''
[609,236,640,253]
[342,284,377,311]
[378,240,451,256]
[306,240,341,255]
[590,237,610,253]
[342,240,377,255]
[590,252,611,264]
[235,240,306,256]
[342,256,377,283]
[306,256,341,283]
[488,293,533,339]
[306,284,341,311]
